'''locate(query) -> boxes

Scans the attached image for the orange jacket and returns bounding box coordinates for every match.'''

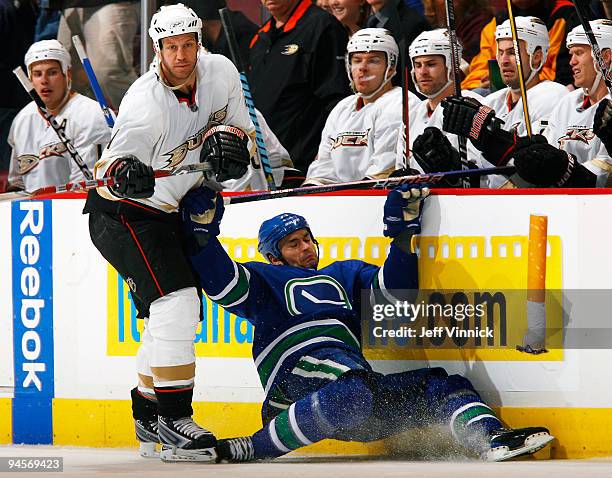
[461,1,577,90]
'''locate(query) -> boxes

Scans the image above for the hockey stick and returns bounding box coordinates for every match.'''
[0,165,515,204]
[13,67,93,180]
[223,166,516,205]
[573,0,612,97]
[72,35,115,128]
[219,7,277,191]
[444,0,470,188]
[506,0,533,136]
[0,162,219,203]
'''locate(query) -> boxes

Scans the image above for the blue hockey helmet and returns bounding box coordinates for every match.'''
[258,213,315,262]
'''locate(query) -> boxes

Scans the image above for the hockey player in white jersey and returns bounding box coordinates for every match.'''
[82,3,256,462]
[399,29,484,187]
[485,17,569,137]
[482,16,570,188]
[542,19,612,184]
[441,19,611,188]
[8,40,111,191]
[304,28,420,186]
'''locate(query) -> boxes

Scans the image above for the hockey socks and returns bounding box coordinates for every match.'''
[250,374,373,459]
[154,379,195,419]
[441,392,502,451]
[131,386,157,420]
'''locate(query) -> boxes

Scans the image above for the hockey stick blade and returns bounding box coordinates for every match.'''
[0,163,220,203]
[223,166,517,205]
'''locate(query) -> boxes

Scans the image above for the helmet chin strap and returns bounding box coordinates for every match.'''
[510,56,540,93]
[417,79,453,99]
[157,48,199,91]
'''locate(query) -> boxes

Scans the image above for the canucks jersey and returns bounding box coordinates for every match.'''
[190,237,418,394]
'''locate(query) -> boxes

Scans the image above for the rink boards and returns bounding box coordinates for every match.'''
[1,189,612,458]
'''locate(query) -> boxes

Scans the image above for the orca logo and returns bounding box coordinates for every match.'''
[284,275,352,315]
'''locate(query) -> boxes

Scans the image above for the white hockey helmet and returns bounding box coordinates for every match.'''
[566,19,612,50]
[149,3,202,52]
[495,16,550,70]
[24,40,71,76]
[409,29,461,98]
[345,28,399,99]
[566,20,612,94]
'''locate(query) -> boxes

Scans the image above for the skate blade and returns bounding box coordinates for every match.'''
[159,445,217,463]
[139,442,160,458]
[485,432,555,462]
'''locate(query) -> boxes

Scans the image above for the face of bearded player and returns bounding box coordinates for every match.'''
[30,60,71,112]
[270,229,319,269]
[351,51,393,99]
[159,32,199,86]
[412,54,448,97]
[496,38,543,89]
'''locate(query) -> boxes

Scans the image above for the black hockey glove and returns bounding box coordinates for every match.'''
[388,167,421,178]
[181,186,225,251]
[412,127,463,187]
[594,98,612,154]
[107,155,155,199]
[281,168,305,188]
[201,125,250,182]
[513,143,596,188]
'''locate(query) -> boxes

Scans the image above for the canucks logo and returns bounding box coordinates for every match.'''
[284,276,352,315]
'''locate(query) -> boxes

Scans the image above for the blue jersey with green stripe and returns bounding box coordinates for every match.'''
[190,237,417,394]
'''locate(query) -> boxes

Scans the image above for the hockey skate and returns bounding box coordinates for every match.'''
[157,416,217,462]
[135,417,160,458]
[215,437,255,463]
[484,427,554,462]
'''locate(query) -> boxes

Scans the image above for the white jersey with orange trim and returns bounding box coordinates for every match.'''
[8,93,111,192]
[94,52,255,212]
[481,80,570,188]
[305,87,421,185]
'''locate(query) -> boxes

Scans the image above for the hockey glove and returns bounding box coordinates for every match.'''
[107,155,155,199]
[181,186,225,250]
[412,127,463,187]
[594,98,612,154]
[383,184,429,238]
[513,143,596,187]
[201,125,250,182]
[441,96,529,166]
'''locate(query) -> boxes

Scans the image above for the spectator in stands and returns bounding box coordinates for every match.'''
[366,0,430,54]
[35,1,61,41]
[0,0,36,188]
[315,0,333,14]
[54,0,139,109]
[329,0,370,37]
[461,0,580,93]
[185,0,258,65]
[7,40,111,192]
[422,0,493,63]
[304,29,421,185]
[249,0,351,177]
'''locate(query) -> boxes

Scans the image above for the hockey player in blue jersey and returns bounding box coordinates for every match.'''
[180,184,554,463]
